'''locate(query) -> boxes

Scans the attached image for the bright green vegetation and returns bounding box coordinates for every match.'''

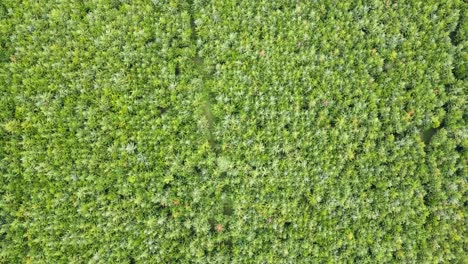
[1,0,466,263]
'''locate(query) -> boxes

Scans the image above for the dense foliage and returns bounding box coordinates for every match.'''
[1,0,466,263]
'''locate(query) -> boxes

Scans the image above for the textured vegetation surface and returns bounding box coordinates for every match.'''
[0,0,467,263]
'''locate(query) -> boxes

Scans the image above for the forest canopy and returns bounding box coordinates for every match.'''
[0,0,466,263]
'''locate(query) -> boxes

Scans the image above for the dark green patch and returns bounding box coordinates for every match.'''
[421,127,437,145]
